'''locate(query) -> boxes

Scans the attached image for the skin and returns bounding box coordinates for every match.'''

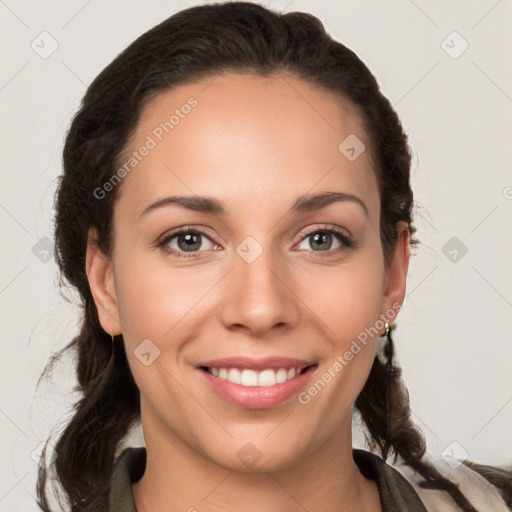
[86,72,410,512]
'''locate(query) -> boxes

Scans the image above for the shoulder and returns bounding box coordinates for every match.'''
[392,454,511,512]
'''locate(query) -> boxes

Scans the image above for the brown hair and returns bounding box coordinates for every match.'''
[36,2,506,511]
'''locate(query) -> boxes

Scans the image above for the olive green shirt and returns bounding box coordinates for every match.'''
[97,444,511,511]
[107,447,430,511]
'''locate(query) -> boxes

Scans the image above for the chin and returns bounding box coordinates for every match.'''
[195,436,300,474]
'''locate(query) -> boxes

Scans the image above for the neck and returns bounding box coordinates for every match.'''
[132,418,381,512]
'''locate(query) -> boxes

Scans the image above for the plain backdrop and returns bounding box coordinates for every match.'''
[1,0,511,509]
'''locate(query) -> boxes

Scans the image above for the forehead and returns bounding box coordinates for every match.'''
[115,72,379,221]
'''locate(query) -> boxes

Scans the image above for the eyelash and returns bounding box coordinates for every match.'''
[156,224,354,259]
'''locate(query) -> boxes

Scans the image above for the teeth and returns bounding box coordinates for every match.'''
[258,369,276,387]
[206,366,305,386]
[276,368,288,383]
[228,368,241,384]
[240,369,258,386]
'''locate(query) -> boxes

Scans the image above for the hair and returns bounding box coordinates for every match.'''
[35,2,508,511]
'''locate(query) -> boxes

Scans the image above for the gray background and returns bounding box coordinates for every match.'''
[1,0,511,509]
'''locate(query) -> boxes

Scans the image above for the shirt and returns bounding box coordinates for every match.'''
[106,446,510,511]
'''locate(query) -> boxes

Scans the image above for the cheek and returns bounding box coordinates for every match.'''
[113,249,211,341]
[296,253,385,342]
[112,252,204,398]
[293,252,385,411]
[333,262,385,376]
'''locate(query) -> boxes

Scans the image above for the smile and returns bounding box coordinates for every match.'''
[197,357,318,409]
[201,366,311,387]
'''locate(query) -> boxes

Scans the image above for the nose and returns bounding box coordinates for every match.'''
[218,245,300,337]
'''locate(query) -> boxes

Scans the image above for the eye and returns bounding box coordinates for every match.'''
[296,225,352,254]
[156,224,353,259]
[157,227,220,258]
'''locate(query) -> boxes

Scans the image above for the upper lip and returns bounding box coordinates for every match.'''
[198,356,317,372]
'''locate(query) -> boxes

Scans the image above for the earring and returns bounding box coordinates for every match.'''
[376,322,398,376]
[383,322,399,378]
[376,323,388,363]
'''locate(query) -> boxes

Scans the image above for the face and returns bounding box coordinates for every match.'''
[87,72,409,472]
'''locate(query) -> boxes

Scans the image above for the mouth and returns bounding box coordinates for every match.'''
[199,364,316,387]
[196,358,318,409]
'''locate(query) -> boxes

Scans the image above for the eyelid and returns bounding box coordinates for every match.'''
[297,223,352,242]
[156,225,215,245]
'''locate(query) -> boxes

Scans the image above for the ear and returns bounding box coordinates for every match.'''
[85,227,122,336]
[380,221,411,324]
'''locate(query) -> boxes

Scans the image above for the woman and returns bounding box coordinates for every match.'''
[36,2,511,511]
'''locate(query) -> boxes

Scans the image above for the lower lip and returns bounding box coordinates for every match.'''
[198,366,317,409]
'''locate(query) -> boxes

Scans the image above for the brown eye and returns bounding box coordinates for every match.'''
[176,232,203,252]
[158,228,219,258]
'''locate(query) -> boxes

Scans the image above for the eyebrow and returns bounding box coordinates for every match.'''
[139,191,368,219]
